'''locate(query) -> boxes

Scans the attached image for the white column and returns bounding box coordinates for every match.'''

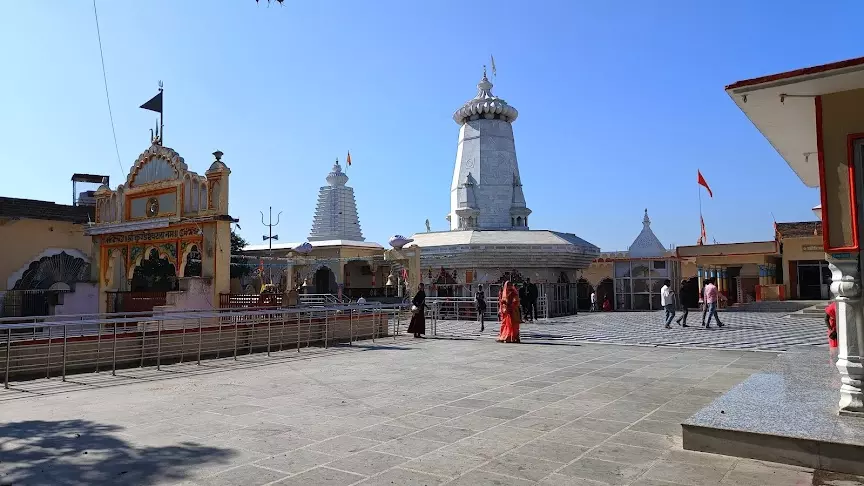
[829,256,864,416]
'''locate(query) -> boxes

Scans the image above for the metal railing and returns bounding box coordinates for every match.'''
[0,303,409,389]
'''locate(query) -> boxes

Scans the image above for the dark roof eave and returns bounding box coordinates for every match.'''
[726,55,864,91]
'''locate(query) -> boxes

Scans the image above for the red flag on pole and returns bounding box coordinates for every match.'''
[700,215,707,244]
[346,151,352,167]
[697,170,713,198]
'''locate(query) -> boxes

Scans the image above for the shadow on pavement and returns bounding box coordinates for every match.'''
[0,420,234,485]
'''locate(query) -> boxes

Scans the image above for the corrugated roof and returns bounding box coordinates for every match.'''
[0,197,94,224]
[243,239,383,252]
[776,221,822,239]
[409,230,599,250]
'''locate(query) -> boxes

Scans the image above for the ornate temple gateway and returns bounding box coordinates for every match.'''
[86,142,234,313]
[409,70,599,315]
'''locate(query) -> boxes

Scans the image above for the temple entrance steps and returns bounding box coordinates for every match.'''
[683,348,864,476]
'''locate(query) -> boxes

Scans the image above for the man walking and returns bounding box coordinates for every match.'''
[703,278,724,328]
[675,279,693,327]
[590,290,597,312]
[475,284,487,332]
[661,279,676,329]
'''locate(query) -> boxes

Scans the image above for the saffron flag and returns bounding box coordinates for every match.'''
[346,151,352,167]
[700,215,707,244]
[697,170,713,198]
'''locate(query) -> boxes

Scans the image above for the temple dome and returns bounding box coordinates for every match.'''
[453,71,519,125]
[326,160,349,187]
[628,209,667,258]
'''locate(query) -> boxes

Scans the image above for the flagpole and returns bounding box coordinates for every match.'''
[698,177,703,244]
[158,81,164,143]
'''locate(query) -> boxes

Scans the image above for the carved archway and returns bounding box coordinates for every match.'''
[131,248,178,292]
[181,244,202,278]
[12,251,90,290]
[104,247,128,291]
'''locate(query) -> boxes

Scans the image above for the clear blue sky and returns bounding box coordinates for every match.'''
[2,1,857,251]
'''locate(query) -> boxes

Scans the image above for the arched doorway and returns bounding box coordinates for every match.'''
[182,245,202,278]
[314,266,337,294]
[597,278,614,311]
[434,268,458,297]
[131,249,178,292]
[5,251,91,318]
[576,278,593,311]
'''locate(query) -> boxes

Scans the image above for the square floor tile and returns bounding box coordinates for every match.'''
[306,435,382,457]
[402,450,487,478]
[514,439,589,463]
[325,450,407,476]
[255,449,336,474]
[357,467,445,485]
[480,452,563,481]
[273,466,365,485]
[373,436,448,459]
[559,457,649,486]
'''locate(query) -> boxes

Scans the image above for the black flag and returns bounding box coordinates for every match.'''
[140,91,163,113]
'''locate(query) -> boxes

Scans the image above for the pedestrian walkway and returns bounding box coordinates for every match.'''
[0,335,857,485]
[425,311,827,351]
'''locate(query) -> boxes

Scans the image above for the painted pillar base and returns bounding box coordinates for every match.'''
[829,256,864,415]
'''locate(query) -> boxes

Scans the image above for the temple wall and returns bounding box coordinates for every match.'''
[820,89,864,249]
[0,219,92,291]
[55,283,99,316]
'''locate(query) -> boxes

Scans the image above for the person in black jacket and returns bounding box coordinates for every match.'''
[407,283,426,338]
[475,284,487,332]
[675,279,696,327]
[525,278,538,322]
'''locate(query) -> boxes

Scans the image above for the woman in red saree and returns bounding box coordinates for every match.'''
[497,281,521,343]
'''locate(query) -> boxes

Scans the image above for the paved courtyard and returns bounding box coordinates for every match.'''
[1,326,860,485]
[429,311,827,351]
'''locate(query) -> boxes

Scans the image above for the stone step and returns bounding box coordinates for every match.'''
[682,348,864,476]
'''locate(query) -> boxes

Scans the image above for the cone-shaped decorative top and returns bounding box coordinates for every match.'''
[453,69,519,125]
[628,209,666,258]
[326,160,349,187]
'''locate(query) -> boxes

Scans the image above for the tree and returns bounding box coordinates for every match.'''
[230,230,251,279]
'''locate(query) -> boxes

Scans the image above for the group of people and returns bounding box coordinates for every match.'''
[589,291,613,312]
[660,278,724,329]
[406,280,527,343]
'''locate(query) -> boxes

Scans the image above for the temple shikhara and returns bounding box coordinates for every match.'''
[408,70,599,315]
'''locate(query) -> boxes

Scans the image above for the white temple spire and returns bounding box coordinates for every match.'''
[309,160,364,241]
[629,209,666,258]
[449,67,529,230]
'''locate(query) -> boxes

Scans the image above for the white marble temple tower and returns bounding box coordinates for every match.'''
[309,160,364,241]
[449,70,531,231]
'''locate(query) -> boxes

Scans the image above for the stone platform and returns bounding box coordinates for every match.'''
[683,346,864,475]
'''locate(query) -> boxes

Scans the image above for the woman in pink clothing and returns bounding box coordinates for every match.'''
[703,278,724,328]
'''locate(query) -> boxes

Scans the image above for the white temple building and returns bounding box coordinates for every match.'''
[582,209,681,311]
[409,70,599,316]
[309,160,364,242]
[243,161,386,298]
